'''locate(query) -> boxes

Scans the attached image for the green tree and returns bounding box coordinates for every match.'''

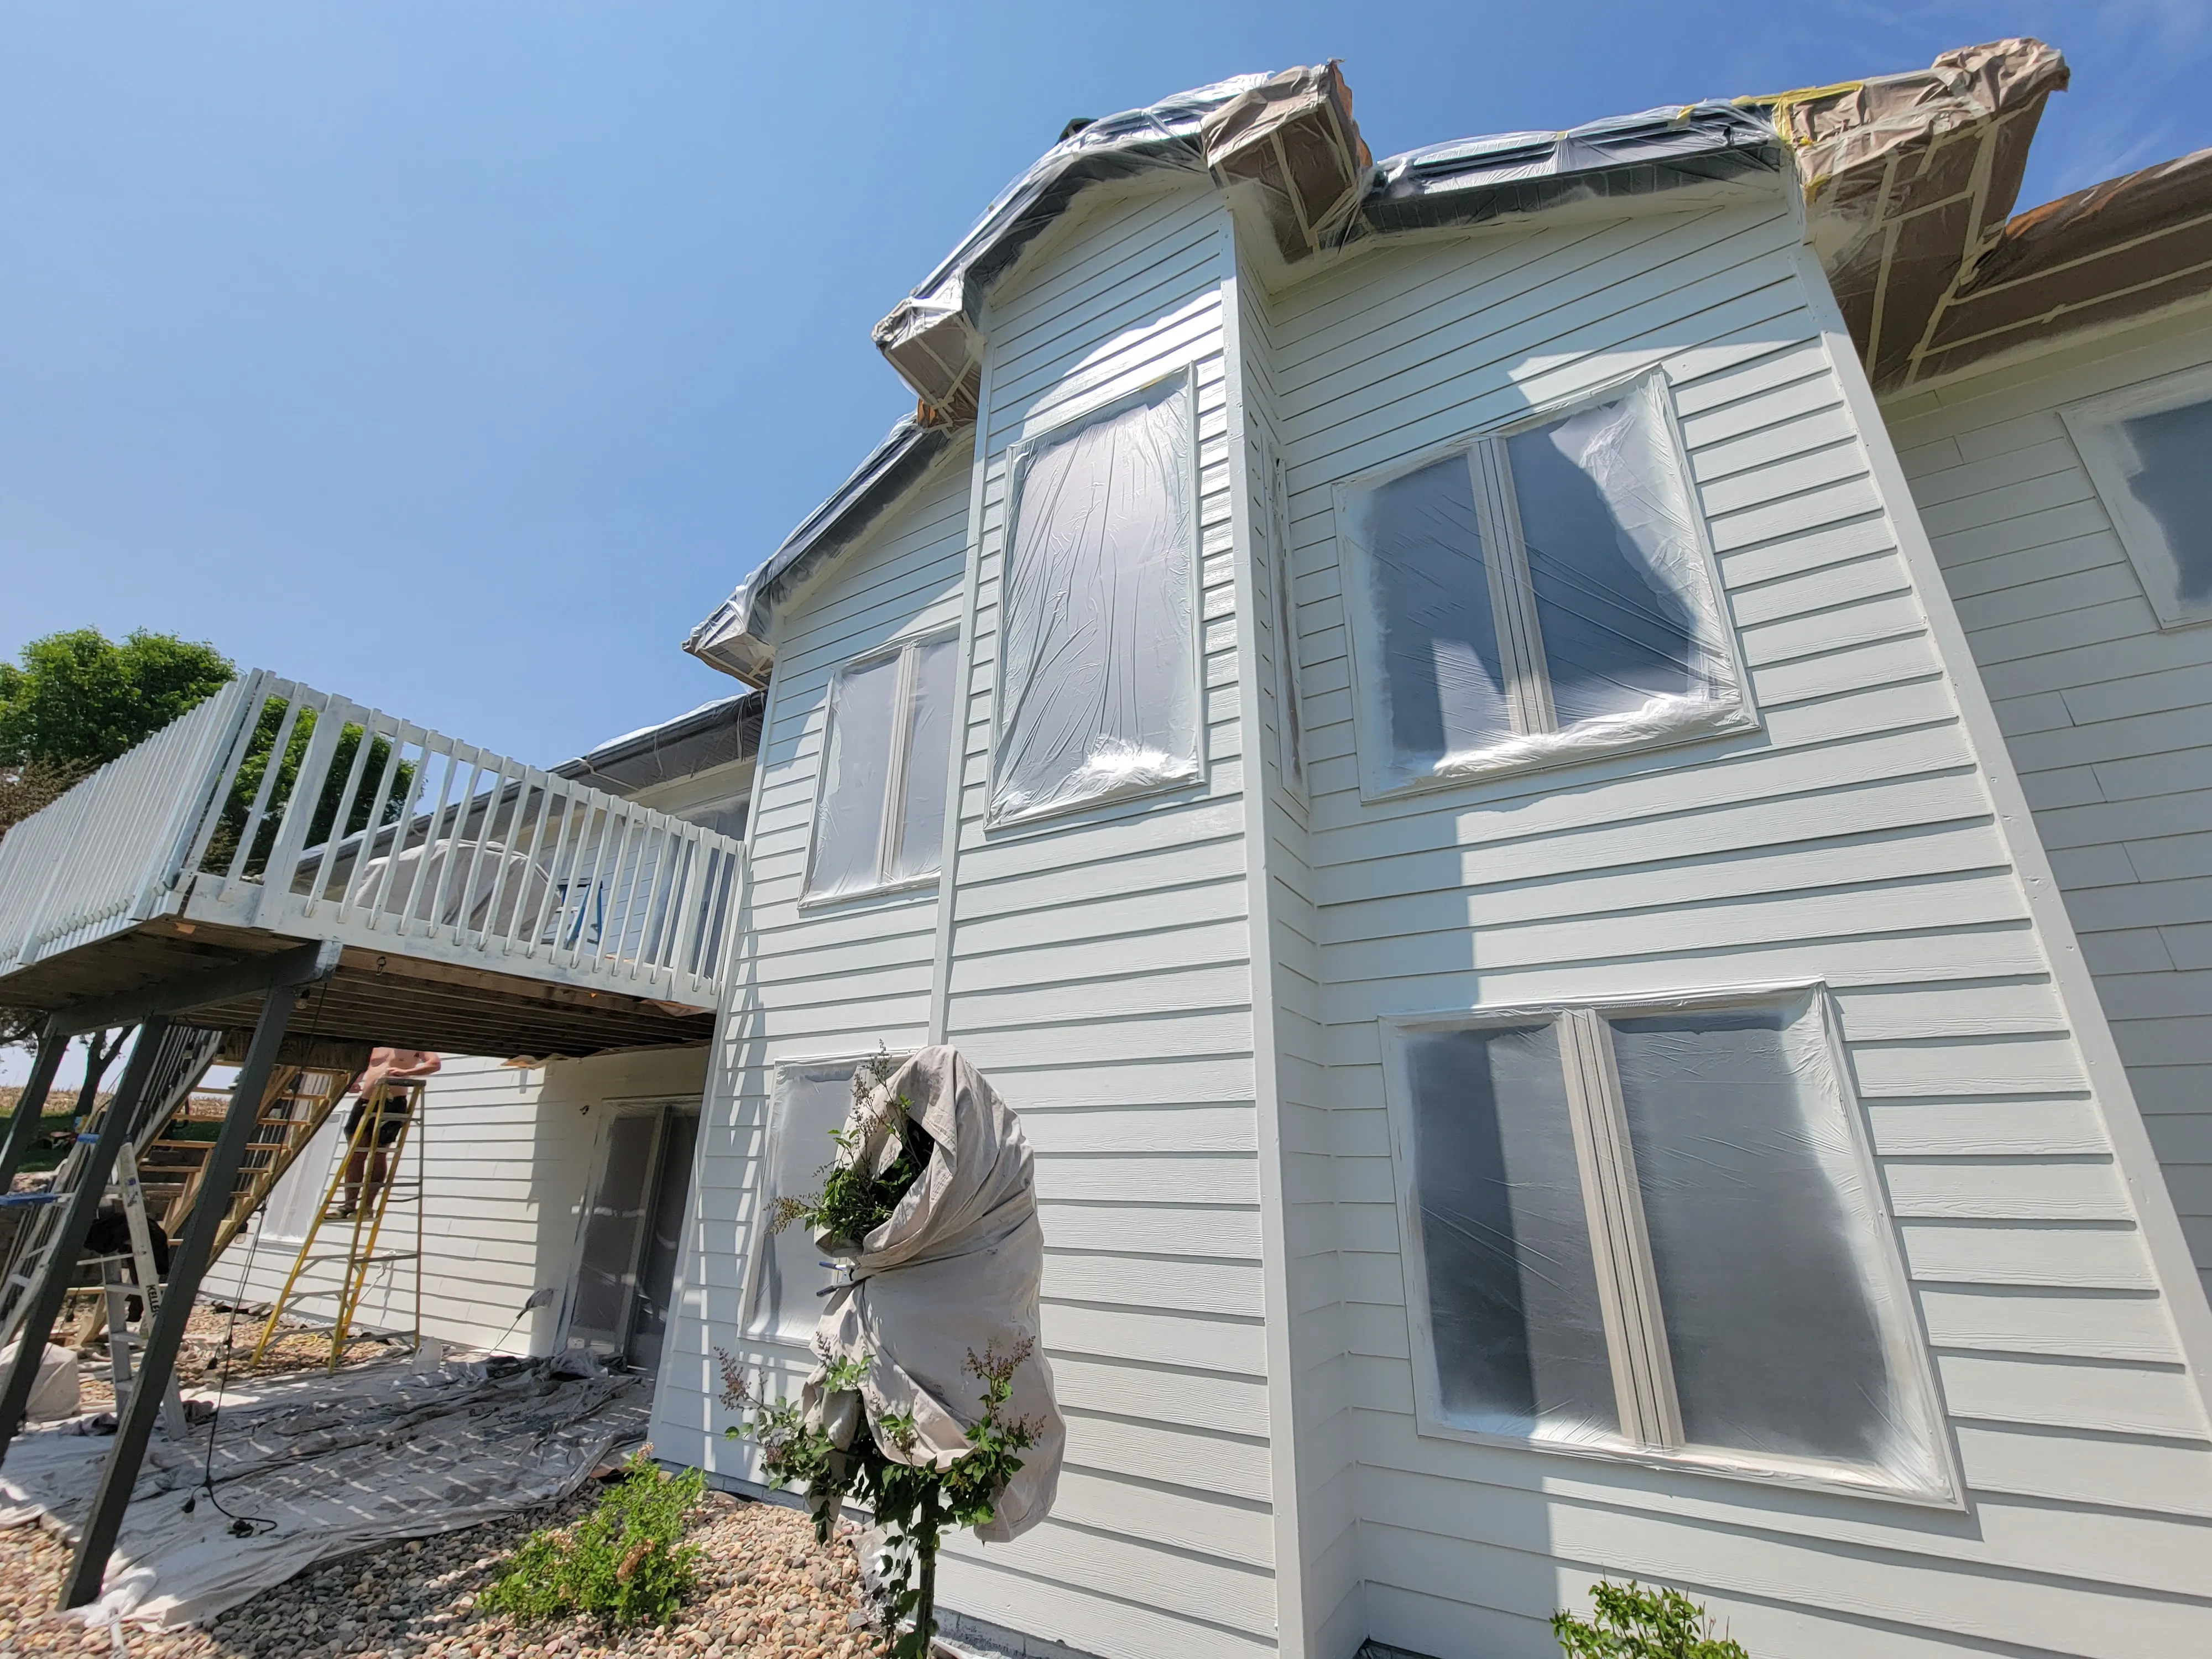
[0,627,235,773]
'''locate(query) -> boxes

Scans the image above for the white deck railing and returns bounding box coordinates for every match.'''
[0,672,742,1012]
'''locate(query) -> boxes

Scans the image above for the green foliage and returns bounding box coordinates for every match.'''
[201,697,414,878]
[1553,1581,1750,1659]
[766,1045,933,1248]
[479,1452,704,1629]
[0,628,233,773]
[720,1342,1039,1659]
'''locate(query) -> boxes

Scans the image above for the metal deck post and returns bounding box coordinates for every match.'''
[0,1018,169,1454]
[61,983,305,1609]
[0,1021,66,1195]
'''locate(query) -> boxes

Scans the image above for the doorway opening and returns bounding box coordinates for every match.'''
[565,1100,700,1374]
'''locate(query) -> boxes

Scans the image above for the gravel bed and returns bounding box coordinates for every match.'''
[0,1483,885,1658]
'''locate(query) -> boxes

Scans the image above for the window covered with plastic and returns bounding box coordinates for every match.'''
[2064,367,2212,630]
[1339,373,1748,796]
[744,1057,873,1344]
[991,372,1201,826]
[805,632,958,900]
[1386,987,1952,1501]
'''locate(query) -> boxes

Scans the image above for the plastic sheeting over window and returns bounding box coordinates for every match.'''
[1342,374,1747,796]
[805,633,958,900]
[2065,369,2212,631]
[745,1058,871,1344]
[1390,988,1952,1501]
[992,374,1201,826]
[1404,1022,1620,1443]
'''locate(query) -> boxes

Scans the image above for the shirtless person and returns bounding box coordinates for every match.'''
[337,1048,441,1218]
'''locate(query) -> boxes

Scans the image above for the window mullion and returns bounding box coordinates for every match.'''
[1467,440,1558,735]
[877,644,919,884]
[1558,1007,1684,1449]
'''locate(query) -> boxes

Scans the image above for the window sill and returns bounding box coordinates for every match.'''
[984,757,1207,833]
[1358,695,1758,805]
[1411,1412,1964,1511]
[794,872,942,911]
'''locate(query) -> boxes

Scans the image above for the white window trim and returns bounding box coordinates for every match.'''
[1334,368,1756,803]
[799,628,958,907]
[737,1050,913,1352]
[1378,979,1960,1509]
[987,363,1207,832]
[2060,361,2212,632]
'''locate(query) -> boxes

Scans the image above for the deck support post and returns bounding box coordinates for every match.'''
[0,1020,66,1196]
[60,983,308,1610]
[0,1018,169,1457]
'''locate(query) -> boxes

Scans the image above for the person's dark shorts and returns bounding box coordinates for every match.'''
[344,1096,412,1147]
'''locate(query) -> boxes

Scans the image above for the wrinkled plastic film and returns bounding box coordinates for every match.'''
[1405,1023,1620,1445]
[805,654,901,899]
[1508,375,1737,728]
[1347,375,1741,792]
[891,635,957,881]
[2093,395,2212,623]
[1609,997,1945,1493]
[745,1060,863,1343]
[991,377,1200,825]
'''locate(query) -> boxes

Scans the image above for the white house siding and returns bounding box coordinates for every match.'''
[1238,260,1361,1659]
[1266,191,2212,1659]
[649,454,975,1474]
[217,1046,707,1354]
[916,180,1288,1659]
[1886,304,2212,1313]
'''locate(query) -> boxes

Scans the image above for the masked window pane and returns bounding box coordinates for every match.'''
[992,376,1199,825]
[806,655,899,898]
[745,1060,860,1343]
[1507,387,1717,729]
[2116,397,2212,622]
[1609,1003,1925,1480]
[1405,1022,1619,1443]
[1352,455,1513,777]
[891,635,957,882]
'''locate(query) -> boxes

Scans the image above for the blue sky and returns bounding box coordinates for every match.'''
[4,1,2208,769]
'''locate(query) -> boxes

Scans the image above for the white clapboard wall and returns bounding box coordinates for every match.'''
[218,1048,707,1354]
[649,452,975,1471]
[1264,189,2212,1659]
[925,178,1285,1659]
[1886,304,2212,1315]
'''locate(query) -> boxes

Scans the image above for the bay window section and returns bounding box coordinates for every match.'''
[990,371,1201,826]
[1385,986,1953,1502]
[1339,373,1749,797]
[804,632,958,902]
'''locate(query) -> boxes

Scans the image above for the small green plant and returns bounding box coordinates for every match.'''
[479,1451,704,1629]
[721,1339,1039,1659]
[1553,1580,1749,1658]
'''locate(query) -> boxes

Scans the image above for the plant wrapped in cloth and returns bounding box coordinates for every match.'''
[721,1046,1063,1658]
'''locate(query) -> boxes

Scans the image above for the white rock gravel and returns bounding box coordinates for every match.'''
[0,1484,886,1658]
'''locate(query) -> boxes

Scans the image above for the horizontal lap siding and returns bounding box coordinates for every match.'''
[935,184,1280,1659]
[1887,308,2212,1312]
[1267,201,2212,1658]
[215,1050,702,1353]
[653,458,974,1474]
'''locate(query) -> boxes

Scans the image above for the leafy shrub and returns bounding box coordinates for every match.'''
[1553,1582,1748,1658]
[479,1452,703,1628]
[765,1045,932,1248]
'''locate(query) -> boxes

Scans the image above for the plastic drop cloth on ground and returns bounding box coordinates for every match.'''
[0,1350,647,1629]
[800,1047,1063,1543]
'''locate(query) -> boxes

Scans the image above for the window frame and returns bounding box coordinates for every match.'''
[1378,980,1959,1507]
[1334,369,1756,802]
[800,627,959,906]
[987,364,1207,831]
[2060,361,2212,632]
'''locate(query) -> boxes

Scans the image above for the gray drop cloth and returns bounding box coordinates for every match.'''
[0,1354,648,1629]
